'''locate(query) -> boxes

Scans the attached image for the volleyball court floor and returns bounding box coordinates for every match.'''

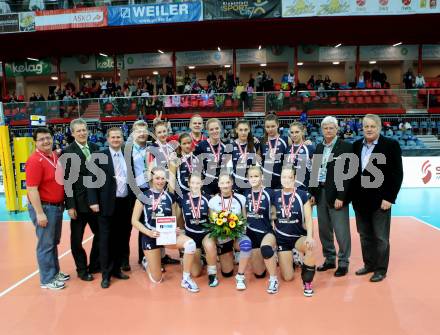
[0,188,439,335]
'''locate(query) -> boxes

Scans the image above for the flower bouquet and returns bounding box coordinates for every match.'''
[204,210,246,240]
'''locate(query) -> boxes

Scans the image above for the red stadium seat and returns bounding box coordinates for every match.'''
[382,96,391,104]
[347,97,355,104]
[355,97,365,104]
[364,96,373,104]
[338,96,346,103]
[360,91,368,96]
[352,91,360,97]
[390,95,399,103]
[309,91,317,97]
[329,96,337,103]
[224,99,232,107]
[373,96,382,104]
[419,89,427,96]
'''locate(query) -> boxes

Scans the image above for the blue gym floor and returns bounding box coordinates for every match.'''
[1,188,439,229]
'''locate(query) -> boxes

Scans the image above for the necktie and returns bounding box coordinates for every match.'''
[114,153,126,196]
[82,145,91,159]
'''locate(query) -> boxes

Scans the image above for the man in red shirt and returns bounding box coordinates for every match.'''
[26,127,69,290]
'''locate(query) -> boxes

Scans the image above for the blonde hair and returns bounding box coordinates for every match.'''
[206,118,222,130]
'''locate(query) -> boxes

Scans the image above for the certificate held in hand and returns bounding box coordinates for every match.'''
[156,216,177,246]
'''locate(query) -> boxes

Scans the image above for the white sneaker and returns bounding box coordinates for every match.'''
[141,257,148,272]
[55,272,70,282]
[267,279,279,294]
[303,282,314,297]
[41,279,65,290]
[181,277,200,293]
[235,274,246,290]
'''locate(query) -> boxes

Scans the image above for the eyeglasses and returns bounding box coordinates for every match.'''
[36,136,52,142]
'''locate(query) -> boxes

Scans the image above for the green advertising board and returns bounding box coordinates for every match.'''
[95,55,124,71]
[5,59,52,77]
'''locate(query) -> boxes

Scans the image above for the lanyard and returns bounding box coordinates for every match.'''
[36,149,57,169]
[158,142,170,162]
[208,139,221,163]
[267,136,279,159]
[183,154,194,173]
[189,193,202,219]
[289,142,304,164]
[282,190,296,219]
[221,194,233,212]
[236,140,248,163]
[151,190,164,212]
[251,188,263,214]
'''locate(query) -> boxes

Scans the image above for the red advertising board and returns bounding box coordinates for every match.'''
[35,7,107,31]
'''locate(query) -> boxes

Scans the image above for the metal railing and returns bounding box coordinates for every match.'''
[2,89,440,125]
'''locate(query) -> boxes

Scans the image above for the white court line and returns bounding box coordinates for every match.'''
[0,235,94,298]
[408,216,440,232]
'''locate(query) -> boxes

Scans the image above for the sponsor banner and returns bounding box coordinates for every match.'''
[19,12,35,32]
[319,46,356,62]
[176,50,233,66]
[35,7,107,31]
[125,53,173,69]
[204,0,282,20]
[0,13,19,33]
[108,2,202,26]
[282,0,440,17]
[5,59,52,77]
[360,45,418,61]
[96,55,125,71]
[403,157,440,188]
[236,49,267,64]
[422,44,440,60]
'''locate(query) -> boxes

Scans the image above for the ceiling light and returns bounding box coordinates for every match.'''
[217,47,221,52]
[50,76,58,81]
[83,74,92,79]
[27,57,39,61]
[297,62,304,66]
[260,63,267,67]
[393,42,402,47]
[158,50,164,54]
[188,66,195,69]
[153,71,159,75]
[99,53,108,57]
[369,60,377,64]
[335,43,342,48]
[224,65,231,68]
[258,45,262,50]
[332,61,340,65]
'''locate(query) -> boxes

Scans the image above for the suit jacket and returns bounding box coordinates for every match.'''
[63,141,99,213]
[309,138,353,208]
[351,135,403,214]
[87,148,129,217]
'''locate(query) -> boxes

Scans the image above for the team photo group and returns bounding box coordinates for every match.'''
[26,112,403,297]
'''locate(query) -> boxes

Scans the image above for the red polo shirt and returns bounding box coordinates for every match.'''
[167,133,207,151]
[26,150,64,203]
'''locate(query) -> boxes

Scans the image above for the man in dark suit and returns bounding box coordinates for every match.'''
[352,114,403,282]
[309,116,353,277]
[88,127,131,288]
[63,118,100,281]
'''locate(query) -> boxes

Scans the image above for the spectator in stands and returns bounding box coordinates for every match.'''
[99,78,108,93]
[0,1,11,13]
[207,71,216,86]
[315,75,323,88]
[184,72,191,86]
[176,71,184,94]
[399,120,412,133]
[403,69,414,89]
[155,72,163,95]
[307,75,315,89]
[226,68,235,92]
[165,71,175,95]
[248,73,255,89]
[265,74,274,91]
[415,73,426,88]
[256,72,262,91]
[30,93,38,102]
[342,125,354,139]
[357,74,366,89]
[146,77,154,95]
[317,83,327,98]
[324,75,332,90]
[37,93,45,102]
[288,72,295,90]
